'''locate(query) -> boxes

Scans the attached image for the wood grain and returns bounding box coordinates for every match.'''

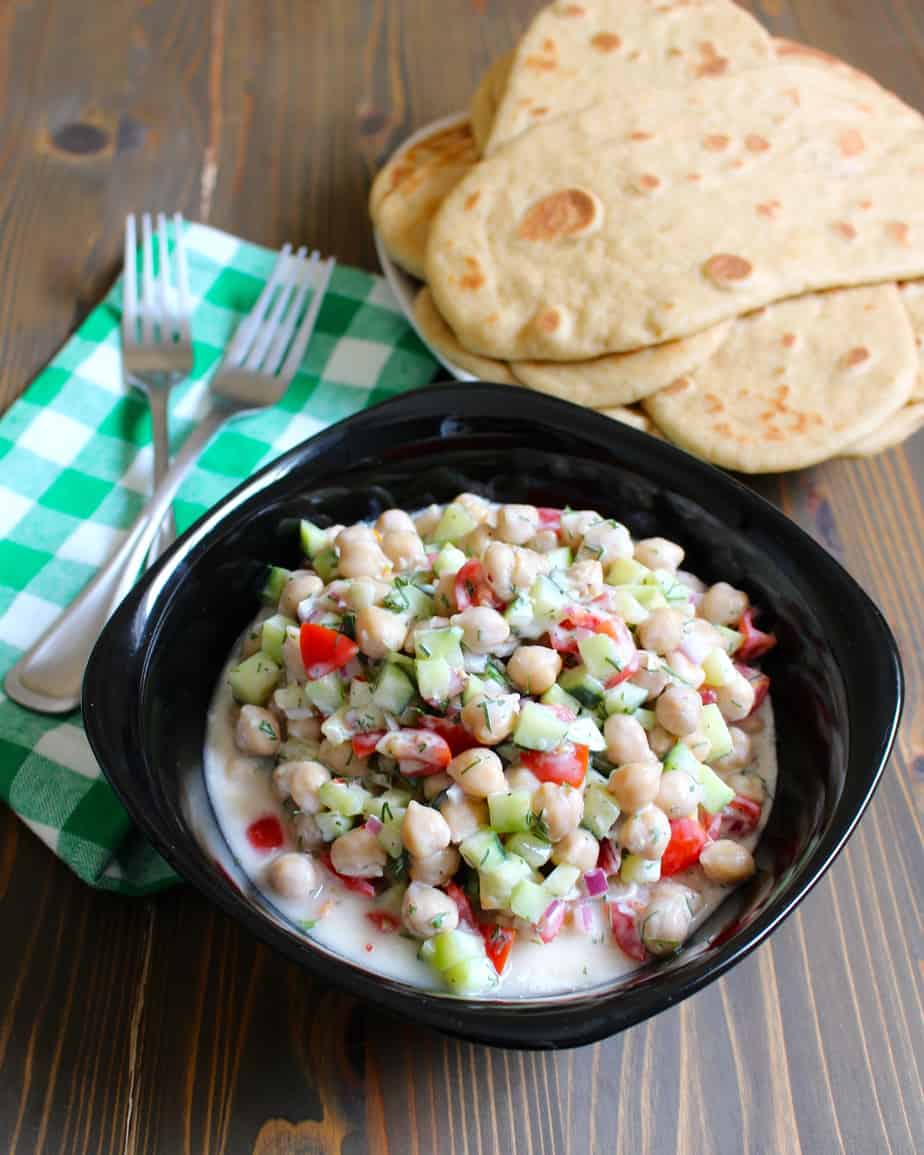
[0,1,922,1152]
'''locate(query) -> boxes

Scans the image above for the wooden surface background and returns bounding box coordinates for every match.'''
[1,2,922,1152]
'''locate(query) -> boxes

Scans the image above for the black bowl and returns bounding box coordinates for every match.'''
[83,382,902,1050]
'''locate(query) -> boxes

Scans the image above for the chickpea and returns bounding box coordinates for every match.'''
[422,772,453,800]
[338,539,389,580]
[381,529,426,572]
[715,673,756,722]
[737,711,765,735]
[455,492,492,524]
[604,714,651,765]
[377,508,416,535]
[319,738,366,778]
[438,793,489,842]
[559,510,602,549]
[701,582,749,627]
[551,828,599,873]
[355,605,408,659]
[463,524,495,557]
[656,769,703,819]
[578,519,633,565]
[724,772,765,804]
[700,840,756,885]
[640,895,694,954]
[648,725,675,757]
[665,650,706,689]
[511,547,542,592]
[337,525,376,549]
[567,558,604,599]
[401,801,452,859]
[267,852,318,899]
[446,748,507,797]
[409,846,461,886]
[529,529,560,554]
[330,827,387,878]
[607,760,660,812]
[495,503,540,545]
[433,573,459,616]
[680,616,722,659]
[533,783,583,842]
[637,607,684,655]
[450,606,510,654]
[631,654,670,701]
[506,645,562,695]
[634,537,685,572]
[482,541,516,601]
[278,570,324,619]
[461,693,519,744]
[505,766,541,794]
[712,727,751,772]
[235,705,281,756]
[655,685,703,737]
[618,805,671,860]
[414,504,442,539]
[282,629,306,683]
[402,881,460,938]
[277,760,330,813]
[293,812,324,850]
[676,570,706,595]
[685,730,712,763]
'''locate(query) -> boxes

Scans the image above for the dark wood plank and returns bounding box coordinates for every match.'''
[0,1,922,1153]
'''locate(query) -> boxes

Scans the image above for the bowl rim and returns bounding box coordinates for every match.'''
[82,381,904,1048]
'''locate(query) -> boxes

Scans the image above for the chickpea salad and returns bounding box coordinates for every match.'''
[204,495,777,997]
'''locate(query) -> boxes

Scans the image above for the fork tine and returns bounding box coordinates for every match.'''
[224,244,293,366]
[140,212,157,344]
[264,251,318,375]
[173,213,192,344]
[278,255,336,382]
[243,247,306,371]
[156,211,174,339]
[123,214,138,344]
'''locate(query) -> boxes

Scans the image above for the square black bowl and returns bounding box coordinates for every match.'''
[82,382,902,1050]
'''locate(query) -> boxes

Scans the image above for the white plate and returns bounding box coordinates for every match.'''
[371,112,478,383]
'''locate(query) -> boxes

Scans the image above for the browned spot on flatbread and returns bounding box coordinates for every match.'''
[639,173,661,190]
[858,198,873,211]
[460,273,485,291]
[782,333,797,348]
[842,346,870,368]
[591,32,622,52]
[536,308,561,333]
[839,129,865,156]
[559,4,587,16]
[525,55,558,71]
[745,134,770,152]
[886,220,910,246]
[464,191,481,211]
[668,47,683,57]
[730,158,745,169]
[517,188,599,241]
[663,376,692,396]
[687,172,702,182]
[703,134,730,151]
[543,38,557,52]
[703,253,753,285]
[704,393,724,414]
[530,106,550,117]
[696,41,729,77]
[764,424,784,441]
[785,88,801,107]
[832,220,857,240]
[714,422,735,437]
[517,98,534,107]
[756,199,781,218]
[631,131,654,141]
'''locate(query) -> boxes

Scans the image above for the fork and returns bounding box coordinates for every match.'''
[123,212,194,561]
[5,246,336,715]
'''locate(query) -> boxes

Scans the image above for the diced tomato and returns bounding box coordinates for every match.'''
[608,902,648,962]
[660,817,710,877]
[521,742,589,787]
[721,794,762,837]
[701,808,723,841]
[604,650,641,689]
[246,815,285,851]
[418,714,479,756]
[351,731,386,758]
[597,838,621,877]
[299,622,359,679]
[366,911,400,933]
[319,852,377,897]
[699,687,718,705]
[444,881,478,930]
[375,729,452,776]
[480,924,516,974]
[454,559,500,611]
[734,662,771,715]
[736,608,777,662]
[549,609,636,675]
[537,507,562,529]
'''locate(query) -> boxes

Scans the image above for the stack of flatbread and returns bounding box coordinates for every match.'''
[369,0,924,472]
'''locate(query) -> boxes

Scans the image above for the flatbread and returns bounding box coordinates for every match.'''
[484,0,773,154]
[369,118,476,279]
[427,62,924,361]
[900,281,924,400]
[598,406,663,436]
[413,287,518,384]
[839,402,924,457]
[471,54,513,154]
[642,285,917,473]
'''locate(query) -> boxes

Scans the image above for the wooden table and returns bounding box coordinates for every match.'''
[1,2,921,1152]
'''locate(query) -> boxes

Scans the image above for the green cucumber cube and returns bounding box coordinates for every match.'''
[700,702,734,761]
[504,593,534,631]
[645,569,691,605]
[414,626,464,666]
[279,737,320,762]
[504,831,552,869]
[373,663,416,714]
[540,683,583,715]
[702,647,736,688]
[261,614,297,664]
[487,790,533,834]
[578,633,628,682]
[299,519,329,559]
[715,624,744,655]
[460,829,506,871]
[611,590,650,626]
[479,856,532,909]
[581,784,621,838]
[319,780,367,817]
[462,674,486,705]
[430,928,484,972]
[442,956,499,994]
[261,566,291,605]
[633,707,656,731]
[697,763,736,814]
[544,546,573,571]
[603,681,648,715]
[544,863,580,897]
[605,557,651,587]
[432,503,477,544]
[228,652,281,705]
[377,815,407,857]
[302,671,344,716]
[383,582,434,620]
[273,684,307,714]
[432,544,467,577]
[530,573,568,618]
[316,811,354,841]
[632,586,668,610]
[663,741,701,775]
[416,657,453,703]
[566,715,606,752]
[510,879,551,924]
[621,853,661,884]
[313,546,339,582]
[559,665,605,708]
[364,789,412,819]
[513,701,570,751]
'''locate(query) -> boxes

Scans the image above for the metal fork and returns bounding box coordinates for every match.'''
[5,246,336,715]
[123,212,194,561]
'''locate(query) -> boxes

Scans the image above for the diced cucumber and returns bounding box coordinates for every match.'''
[645,568,691,605]
[299,519,329,559]
[530,573,568,618]
[540,683,583,716]
[319,780,368,817]
[603,681,648,716]
[261,614,296,664]
[228,652,281,705]
[279,737,319,762]
[375,882,408,919]
[504,593,534,631]
[373,663,416,714]
[559,665,605,708]
[321,707,355,746]
[606,557,651,587]
[578,633,630,682]
[349,680,375,710]
[585,767,607,787]
[545,546,573,570]
[460,829,506,871]
[479,855,532,909]
[414,626,464,667]
[316,811,354,841]
[363,789,412,818]
[698,763,736,815]
[462,674,486,705]
[313,546,339,582]
[432,502,478,544]
[611,590,650,626]
[510,878,551,924]
[567,715,606,752]
[715,624,744,655]
[273,684,308,716]
[302,671,345,716]
[700,702,734,761]
[386,650,417,675]
[416,657,453,703]
[487,790,533,834]
[633,707,656,731]
[261,566,291,605]
[377,815,407,857]
[513,701,570,751]
[432,544,467,577]
[702,647,735,688]
[581,784,621,838]
[544,863,580,897]
[483,658,510,689]
[504,831,552,869]
[624,585,668,610]
[383,581,434,620]
[430,928,484,971]
[663,741,701,775]
[621,853,661,884]
[418,937,438,965]
[442,956,499,995]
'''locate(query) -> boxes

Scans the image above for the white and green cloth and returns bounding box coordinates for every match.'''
[0,222,439,893]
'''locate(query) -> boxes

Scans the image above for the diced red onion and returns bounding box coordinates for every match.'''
[582,867,608,897]
[365,815,383,835]
[573,900,593,934]
[597,838,621,877]
[538,899,566,944]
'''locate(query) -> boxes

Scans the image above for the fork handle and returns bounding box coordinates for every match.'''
[4,405,233,714]
[147,388,177,563]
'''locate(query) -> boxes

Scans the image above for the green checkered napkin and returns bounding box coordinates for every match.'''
[0,222,438,894]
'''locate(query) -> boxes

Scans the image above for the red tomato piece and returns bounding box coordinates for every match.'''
[418,715,479,757]
[365,911,400,934]
[351,731,386,759]
[375,729,452,772]
[604,650,641,689]
[319,852,377,897]
[699,687,718,705]
[444,881,478,930]
[537,507,562,529]
[608,902,648,962]
[660,818,710,877]
[246,815,284,851]
[481,924,516,974]
[701,808,723,841]
[734,662,771,715]
[736,608,777,662]
[520,742,589,787]
[721,794,762,837]
[454,559,500,610]
[597,838,622,877]
[299,622,359,679]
